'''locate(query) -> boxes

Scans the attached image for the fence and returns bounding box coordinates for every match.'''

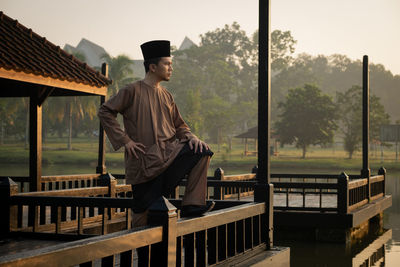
[199,167,387,214]
[0,194,267,267]
[0,174,132,236]
[1,166,387,238]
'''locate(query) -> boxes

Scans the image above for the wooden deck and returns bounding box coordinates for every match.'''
[240,193,391,229]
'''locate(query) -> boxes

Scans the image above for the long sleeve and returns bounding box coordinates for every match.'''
[98,87,133,150]
[172,102,197,141]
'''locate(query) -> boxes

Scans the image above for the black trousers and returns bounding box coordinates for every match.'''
[131,143,213,213]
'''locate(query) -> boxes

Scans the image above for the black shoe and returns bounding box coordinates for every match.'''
[180,201,215,218]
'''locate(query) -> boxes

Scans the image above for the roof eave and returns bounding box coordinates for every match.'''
[0,67,107,96]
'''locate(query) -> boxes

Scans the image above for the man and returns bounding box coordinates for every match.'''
[98,40,214,227]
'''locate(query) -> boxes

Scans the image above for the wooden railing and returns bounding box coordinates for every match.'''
[185,167,387,214]
[0,174,132,236]
[1,174,104,193]
[0,194,267,266]
[2,165,386,235]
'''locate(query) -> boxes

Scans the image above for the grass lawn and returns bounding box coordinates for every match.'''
[1,136,399,175]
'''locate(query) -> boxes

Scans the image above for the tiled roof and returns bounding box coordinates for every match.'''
[0,11,110,88]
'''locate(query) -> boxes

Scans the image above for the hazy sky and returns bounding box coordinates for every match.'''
[2,0,400,75]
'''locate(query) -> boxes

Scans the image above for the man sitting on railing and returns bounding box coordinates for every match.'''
[98,40,214,227]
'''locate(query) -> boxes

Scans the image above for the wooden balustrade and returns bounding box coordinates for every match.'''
[182,167,386,214]
[0,166,387,241]
[0,197,266,267]
[1,174,132,236]
[40,174,102,191]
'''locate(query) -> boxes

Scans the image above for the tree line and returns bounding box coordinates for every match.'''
[1,22,398,158]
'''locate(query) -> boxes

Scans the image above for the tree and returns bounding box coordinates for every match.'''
[336,85,390,159]
[43,52,100,149]
[252,29,297,71]
[101,54,136,96]
[0,98,21,144]
[275,84,338,158]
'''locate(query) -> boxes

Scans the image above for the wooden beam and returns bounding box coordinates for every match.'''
[37,86,54,106]
[0,68,107,96]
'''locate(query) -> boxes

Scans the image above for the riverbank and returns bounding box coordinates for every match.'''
[1,142,399,174]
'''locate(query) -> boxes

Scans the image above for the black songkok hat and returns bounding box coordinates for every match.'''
[140,40,170,60]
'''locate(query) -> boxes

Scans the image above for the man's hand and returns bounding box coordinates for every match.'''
[125,140,146,158]
[188,137,209,153]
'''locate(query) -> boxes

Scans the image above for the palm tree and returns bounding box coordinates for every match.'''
[0,98,20,145]
[45,51,99,150]
[101,54,136,96]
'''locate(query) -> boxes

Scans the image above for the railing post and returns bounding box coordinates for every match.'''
[338,172,349,214]
[213,168,224,200]
[98,173,117,219]
[378,167,386,196]
[251,165,258,175]
[0,177,18,237]
[148,196,177,267]
[98,173,117,196]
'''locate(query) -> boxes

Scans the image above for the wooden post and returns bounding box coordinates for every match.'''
[255,0,273,249]
[378,167,386,196]
[96,63,108,174]
[98,173,117,219]
[361,55,371,202]
[0,177,18,237]
[29,91,42,192]
[148,196,177,267]
[338,172,349,214]
[213,168,224,200]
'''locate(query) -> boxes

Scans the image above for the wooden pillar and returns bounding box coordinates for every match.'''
[337,172,349,214]
[96,63,108,174]
[29,92,42,192]
[0,177,18,237]
[256,0,271,187]
[148,196,177,267]
[98,173,117,219]
[213,168,224,200]
[378,167,386,196]
[361,55,371,201]
[254,0,273,249]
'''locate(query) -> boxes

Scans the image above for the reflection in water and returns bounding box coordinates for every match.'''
[277,229,391,267]
[383,174,400,266]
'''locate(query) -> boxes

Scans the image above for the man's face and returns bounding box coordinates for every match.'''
[153,57,173,81]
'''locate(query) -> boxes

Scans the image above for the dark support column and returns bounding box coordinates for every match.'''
[148,197,177,267]
[29,91,42,192]
[0,178,18,237]
[254,0,273,249]
[361,55,371,201]
[96,63,108,174]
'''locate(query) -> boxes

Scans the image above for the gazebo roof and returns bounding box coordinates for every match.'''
[0,11,110,97]
[235,126,258,139]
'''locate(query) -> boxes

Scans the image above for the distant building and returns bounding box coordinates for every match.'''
[63,36,196,80]
[64,38,108,68]
[179,36,197,50]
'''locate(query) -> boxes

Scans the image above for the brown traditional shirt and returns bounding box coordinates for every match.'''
[98,80,196,185]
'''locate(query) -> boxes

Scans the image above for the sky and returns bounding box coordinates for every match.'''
[2,0,400,75]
